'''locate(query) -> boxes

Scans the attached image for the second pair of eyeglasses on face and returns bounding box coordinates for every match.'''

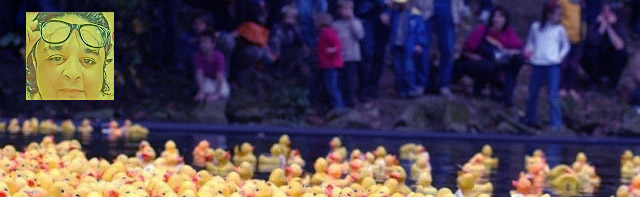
[37,20,110,48]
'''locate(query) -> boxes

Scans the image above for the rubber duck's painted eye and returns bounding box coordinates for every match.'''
[61,189,65,193]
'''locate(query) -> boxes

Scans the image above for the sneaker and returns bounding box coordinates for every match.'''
[568,89,581,101]
[440,88,451,96]
[559,89,567,97]
[408,88,425,98]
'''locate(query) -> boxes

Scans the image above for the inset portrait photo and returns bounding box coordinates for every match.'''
[26,12,114,100]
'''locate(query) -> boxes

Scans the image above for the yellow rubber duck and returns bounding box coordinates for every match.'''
[78,119,93,134]
[525,149,545,169]
[617,185,630,197]
[327,163,356,187]
[621,151,636,183]
[415,173,437,196]
[0,120,6,132]
[234,161,254,181]
[310,158,329,186]
[628,174,640,197]
[399,143,417,160]
[160,140,183,166]
[550,172,579,196]
[136,144,156,164]
[479,145,498,170]
[128,124,149,140]
[287,149,305,168]
[21,120,36,136]
[435,188,456,197]
[577,164,600,194]
[107,120,122,140]
[302,186,327,197]
[388,166,411,195]
[456,172,477,197]
[255,181,275,197]
[50,182,74,197]
[192,140,211,168]
[258,144,284,173]
[232,142,257,168]
[7,118,20,134]
[329,137,348,159]
[285,164,303,182]
[39,119,58,135]
[622,150,634,165]
[286,180,305,197]
[410,156,431,181]
[60,119,75,135]
[268,168,287,187]
[571,152,588,172]
[278,134,292,157]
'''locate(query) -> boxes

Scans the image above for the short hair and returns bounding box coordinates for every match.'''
[198,29,217,43]
[35,12,112,56]
[487,6,511,32]
[280,4,298,17]
[315,12,333,27]
[338,0,354,9]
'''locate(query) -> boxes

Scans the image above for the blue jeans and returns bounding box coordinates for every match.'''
[393,46,417,97]
[322,68,344,109]
[405,43,430,89]
[631,89,640,106]
[524,65,563,128]
[429,0,456,89]
[633,0,640,34]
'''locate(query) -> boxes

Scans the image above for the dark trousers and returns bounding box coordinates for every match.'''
[430,0,456,88]
[632,89,640,106]
[561,43,583,90]
[309,68,344,110]
[582,47,628,87]
[453,55,524,106]
[633,0,640,34]
[340,61,366,107]
[361,17,389,100]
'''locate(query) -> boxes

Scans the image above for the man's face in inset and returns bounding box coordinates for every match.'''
[35,15,106,100]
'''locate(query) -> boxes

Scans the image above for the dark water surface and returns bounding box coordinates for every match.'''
[1,122,637,196]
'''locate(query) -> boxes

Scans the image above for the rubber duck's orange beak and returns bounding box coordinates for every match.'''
[389,172,400,179]
[108,190,118,197]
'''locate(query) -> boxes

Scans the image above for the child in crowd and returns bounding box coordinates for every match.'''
[389,0,421,98]
[333,0,365,106]
[315,13,345,109]
[522,0,571,130]
[193,30,231,102]
[267,4,306,79]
